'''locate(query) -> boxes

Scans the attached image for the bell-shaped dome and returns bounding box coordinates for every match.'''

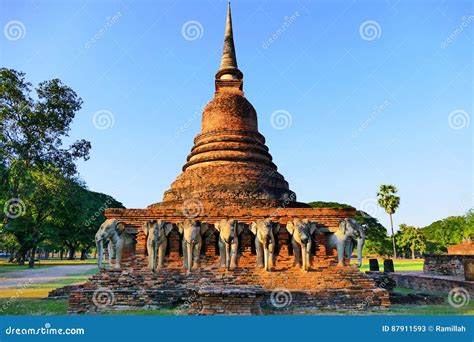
[201,89,258,134]
[150,1,304,210]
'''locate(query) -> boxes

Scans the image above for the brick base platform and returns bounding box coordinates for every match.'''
[387,271,474,297]
[68,257,390,314]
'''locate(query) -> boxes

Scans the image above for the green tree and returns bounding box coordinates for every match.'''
[396,224,426,259]
[422,210,474,253]
[308,201,392,256]
[377,184,400,258]
[0,68,90,223]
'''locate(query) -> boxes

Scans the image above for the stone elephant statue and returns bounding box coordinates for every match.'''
[214,219,245,270]
[325,218,366,267]
[95,219,134,269]
[286,218,317,271]
[177,220,210,275]
[143,220,174,272]
[250,219,280,272]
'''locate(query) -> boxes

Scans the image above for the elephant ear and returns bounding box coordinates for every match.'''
[200,222,210,235]
[237,222,245,235]
[250,222,258,235]
[272,222,280,234]
[214,221,221,232]
[142,221,150,237]
[116,221,126,235]
[338,219,346,234]
[164,223,174,235]
[286,221,295,235]
[309,222,318,235]
[177,222,184,234]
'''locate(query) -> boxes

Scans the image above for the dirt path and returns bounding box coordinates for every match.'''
[0,265,97,287]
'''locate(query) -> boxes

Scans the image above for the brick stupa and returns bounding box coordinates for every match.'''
[68,3,390,314]
[151,3,303,211]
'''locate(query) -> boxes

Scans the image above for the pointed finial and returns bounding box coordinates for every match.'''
[215,0,243,81]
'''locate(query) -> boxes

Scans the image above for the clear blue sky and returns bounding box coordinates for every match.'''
[1,0,472,231]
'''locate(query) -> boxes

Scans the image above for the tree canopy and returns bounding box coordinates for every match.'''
[0,68,121,266]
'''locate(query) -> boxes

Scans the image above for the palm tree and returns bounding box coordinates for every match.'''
[377,184,400,258]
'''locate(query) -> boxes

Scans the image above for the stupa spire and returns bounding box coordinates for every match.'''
[215,1,243,81]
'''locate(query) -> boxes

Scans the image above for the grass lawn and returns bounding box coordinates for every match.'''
[354,259,424,272]
[0,266,99,299]
[0,258,98,268]
[1,292,471,315]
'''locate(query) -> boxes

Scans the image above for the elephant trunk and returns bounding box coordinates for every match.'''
[96,239,103,269]
[225,244,231,270]
[187,242,193,274]
[152,242,158,272]
[263,246,269,271]
[357,236,365,267]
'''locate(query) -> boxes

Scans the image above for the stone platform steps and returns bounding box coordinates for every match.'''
[68,261,390,314]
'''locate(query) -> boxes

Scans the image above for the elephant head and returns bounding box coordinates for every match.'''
[95,218,126,269]
[214,219,244,270]
[286,218,317,271]
[177,220,209,274]
[143,220,174,271]
[250,219,280,271]
[339,218,366,267]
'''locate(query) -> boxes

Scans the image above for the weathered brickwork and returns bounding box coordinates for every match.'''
[448,242,474,255]
[68,258,390,314]
[387,272,474,297]
[424,254,474,277]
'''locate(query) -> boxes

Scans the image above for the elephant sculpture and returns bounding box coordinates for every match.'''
[286,218,317,271]
[250,219,280,272]
[325,218,366,267]
[95,219,135,269]
[214,219,244,270]
[143,220,174,272]
[177,220,209,274]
